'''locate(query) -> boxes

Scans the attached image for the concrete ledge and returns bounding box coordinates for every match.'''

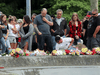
[0,55,100,68]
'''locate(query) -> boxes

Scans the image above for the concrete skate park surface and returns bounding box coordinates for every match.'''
[0,55,100,75]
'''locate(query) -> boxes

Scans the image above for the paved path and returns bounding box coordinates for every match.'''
[0,66,100,75]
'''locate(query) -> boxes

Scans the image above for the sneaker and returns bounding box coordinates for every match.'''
[0,55,2,57]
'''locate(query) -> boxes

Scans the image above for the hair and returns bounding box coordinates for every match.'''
[92,9,98,13]
[41,8,47,12]
[87,11,92,15]
[32,13,37,17]
[23,15,31,25]
[8,18,13,23]
[55,35,61,43]
[17,19,23,24]
[71,13,80,25]
[12,16,17,22]
[56,9,63,14]
[1,14,7,24]
[51,15,55,18]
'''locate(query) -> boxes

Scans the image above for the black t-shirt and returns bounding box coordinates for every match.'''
[87,16,100,37]
[83,20,89,37]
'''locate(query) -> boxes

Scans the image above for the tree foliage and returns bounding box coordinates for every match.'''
[0,0,99,22]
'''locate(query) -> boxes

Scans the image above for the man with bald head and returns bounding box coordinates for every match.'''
[34,8,53,52]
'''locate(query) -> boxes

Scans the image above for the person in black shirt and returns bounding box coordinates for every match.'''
[86,9,100,50]
[83,13,92,45]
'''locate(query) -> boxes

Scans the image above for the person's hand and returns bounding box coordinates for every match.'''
[38,32,42,35]
[75,35,79,39]
[93,33,96,38]
[42,17,48,22]
[0,25,2,28]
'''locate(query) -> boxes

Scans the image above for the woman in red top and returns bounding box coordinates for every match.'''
[69,13,82,45]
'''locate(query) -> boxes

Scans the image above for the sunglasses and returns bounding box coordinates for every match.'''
[32,17,35,19]
[92,13,97,15]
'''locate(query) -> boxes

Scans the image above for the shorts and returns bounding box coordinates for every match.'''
[8,36,16,43]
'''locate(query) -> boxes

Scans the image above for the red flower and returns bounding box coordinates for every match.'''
[65,50,70,54]
[26,53,29,56]
[80,52,85,55]
[92,50,97,55]
[15,54,19,58]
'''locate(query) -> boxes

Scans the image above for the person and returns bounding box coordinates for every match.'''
[51,15,55,20]
[0,14,11,51]
[69,13,82,45]
[0,16,9,55]
[55,35,75,50]
[50,9,67,50]
[87,9,100,50]
[17,19,23,48]
[34,8,53,53]
[19,15,34,52]
[8,17,17,49]
[82,12,92,45]
[31,13,38,51]
[31,13,37,24]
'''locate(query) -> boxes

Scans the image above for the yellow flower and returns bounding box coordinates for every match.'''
[87,50,93,55]
[52,50,57,54]
[96,48,100,52]
[71,52,75,56]
[63,52,66,55]
[76,51,80,56]
[81,48,88,53]
[15,48,21,53]
[10,50,15,55]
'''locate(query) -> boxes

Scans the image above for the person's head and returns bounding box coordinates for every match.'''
[92,9,98,17]
[41,8,47,17]
[23,15,31,24]
[56,9,63,19]
[1,14,7,22]
[8,18,14,24]
[51,15,55,20]
[17,19,23,26]
[12,16,17,25]
[72,13,79,21]
[31,13,37,22]
[55,35,63,44]
[87,11,92,15]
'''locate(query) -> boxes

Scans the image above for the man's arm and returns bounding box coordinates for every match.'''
[42,17,53,26]
[34,24,42,35]
[68,38,74,48]
[64,29,67,36]
[93,26,100,38]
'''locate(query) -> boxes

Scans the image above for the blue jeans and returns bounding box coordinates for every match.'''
[68,46,76,50]
[0,37,7,54]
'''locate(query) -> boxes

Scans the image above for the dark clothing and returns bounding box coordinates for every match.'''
[0,21,9,34]
[83,20,89,38]
[0,29,3,39]
[51,18,67,36]
[34,14,53,35]
[83,20,89,45]
[86,16,100,49]
[37,34,53,53]
[87,16,100,37]
[23,25,29,34]
[87,35,100,50]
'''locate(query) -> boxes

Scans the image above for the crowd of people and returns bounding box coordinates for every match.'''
[0,8,100,55]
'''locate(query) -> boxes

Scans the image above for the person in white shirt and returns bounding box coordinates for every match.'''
[55,35,75,50]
